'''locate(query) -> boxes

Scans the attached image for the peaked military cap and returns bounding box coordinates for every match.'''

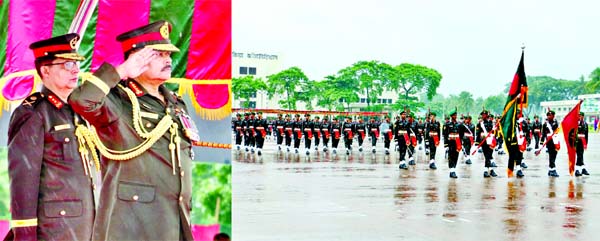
[29,33,85,61]
[116,20,180,55]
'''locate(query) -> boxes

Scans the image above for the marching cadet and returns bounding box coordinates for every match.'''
[476,110,498,177]
[242,112,250,151]
[233,113,244,150]
[489,114,500,166]
[417,118,426,151]
[531,115,542,150]
[406,113,419,166]
[303,113,314,156]
[459,115,475,165]
[380,116,393,155]
[343,116,356,155]
[425,112,440,169]
[520,116,531,168]
[396,112,410,169]
[575,112,590,176]
[6,34,96,241]
[284,114,294,152]
[313,116,322,152]
[320,117,332,152]
[541,110,560,177]
[444,110,462,178]
[331,117,343,154]
[254,112,268,156]
[356,117,367,152]
[248,112,257,153]
[275,113,286,151]
[292,114,303,154]
[443,115,450,159]
[368,117,380,153]
[69,21,195,240]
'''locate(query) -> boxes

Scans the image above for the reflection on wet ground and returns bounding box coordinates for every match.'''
[233,135,600,240]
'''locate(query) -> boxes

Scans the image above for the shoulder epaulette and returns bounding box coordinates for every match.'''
[21,92,43,109]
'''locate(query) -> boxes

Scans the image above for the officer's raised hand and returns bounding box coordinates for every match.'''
[116,47,157,79]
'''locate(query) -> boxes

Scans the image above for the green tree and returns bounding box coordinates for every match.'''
[192,163,231,234]
[457,91,475,114]
[266,67,310,110]
[391,63,442,102]
[337,61,394,108]
[585,67,600,92]
[232,76,267,108]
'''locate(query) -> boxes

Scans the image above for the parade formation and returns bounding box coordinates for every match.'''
[232,107,591,179]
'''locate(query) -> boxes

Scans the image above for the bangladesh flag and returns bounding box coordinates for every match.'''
[507,50,527,107]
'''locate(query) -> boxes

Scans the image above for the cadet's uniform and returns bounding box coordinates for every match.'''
[284,116,294,152]
[242,114,250,150]
[247,114,256,152]
[233,115,244,149]
[380,120,393,154]
[274,116,286,150]
[320,119,331,152]
[331,120,343,153]
[303,116,314,154]
[292,116,303,152]
[476,112,497,177]
[343,120,355,154]
[313,118,321,151]
[458,119,475,164]
[425,116,441,169]
[355,120,367,152]
[395,117,409,163]
[575,113,590,176]
[5,34,96,241]
[531,118,542,150]
[368,120,380,153]
[541,112,560,177]
[69,21,194,240]
[444,116,462,178]
[254,115,268,155]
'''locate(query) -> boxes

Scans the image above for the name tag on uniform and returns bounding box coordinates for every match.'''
[177,109,200,142]
[53,124,72,131]
[140,111,159,120]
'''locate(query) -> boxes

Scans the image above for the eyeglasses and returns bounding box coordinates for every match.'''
[44,61,79,70]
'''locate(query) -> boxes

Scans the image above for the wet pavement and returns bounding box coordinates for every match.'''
[233,134,600,240]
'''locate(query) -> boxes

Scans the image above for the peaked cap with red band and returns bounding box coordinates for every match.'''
[116,20,180,55]
[29,33,85,61]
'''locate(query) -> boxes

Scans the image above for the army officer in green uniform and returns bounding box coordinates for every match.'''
[6,34,97,241]
[69,21,196,240]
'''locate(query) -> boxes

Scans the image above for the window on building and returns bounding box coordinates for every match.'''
[250,92,256,98]
[377,98,382,103]
[339,98,345,103]
[249,67,257,75]
[388,99,393,104]
[239,66,248,75]
[361,98,366,103]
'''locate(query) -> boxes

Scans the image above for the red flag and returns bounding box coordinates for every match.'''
[507,50,528,108]
[561,100,583,176]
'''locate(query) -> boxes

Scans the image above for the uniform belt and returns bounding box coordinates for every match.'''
[236,127,241,130]
[294,128,301,131]
[344,128,352,131]
[398,130,407,134]
[578,134,585,138]
[333,129,340,132]
[256,127,265,130]
[277,126,284,128]
[358,130,364,132]
[429,132,437,136]
[534,129,540,132]
[304,128,312,131]
[322,128,328,131]
[449,133,459,138]
[285,127,292,130]
[371,128,378,131]
[464,133,473,137]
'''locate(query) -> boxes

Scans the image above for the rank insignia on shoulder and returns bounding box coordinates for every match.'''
[22,93,43,107]
[128,81,144,97]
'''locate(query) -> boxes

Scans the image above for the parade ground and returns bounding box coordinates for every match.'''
[233,134,600,240]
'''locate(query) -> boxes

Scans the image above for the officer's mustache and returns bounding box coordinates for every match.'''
[161,65,172,71]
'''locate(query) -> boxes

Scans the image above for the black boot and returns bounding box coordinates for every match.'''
[520,162,528,169]
[483,171,490,178]
[408,159,415,165]
[429,162,437,170]
[449,172,458,178]
[490,169,498,177]
[582,168,590,175]
[575,170,582,177]
[465,159,472,165]
[399,163,408,169]
[516,170,524,178]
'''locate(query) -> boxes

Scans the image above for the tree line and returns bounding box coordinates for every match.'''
[233,61,600,118]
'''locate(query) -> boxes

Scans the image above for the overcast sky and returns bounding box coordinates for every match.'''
[233,0,600,98]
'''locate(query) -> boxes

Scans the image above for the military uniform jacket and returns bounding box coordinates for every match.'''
[7,88,95,241]
[355,123,367,137]
[284,120,294,137]
[303,120,314,134]
[541,119,559,145]
[475,119,494,144]
[459,122,475,142]
[443,120,462,147]
[233,118,243,135]
[331,122,343,139]
[342,122,355,139]
[254,118,268,137]
[292,119,303,138]
[531,120,542,137]
[247,118,256,136]
[68,63,193,241]
[367,122,379,135]
[577,120,588,144]
[274,119,286,136]
[425,120,441,140]
[394,119,409,140]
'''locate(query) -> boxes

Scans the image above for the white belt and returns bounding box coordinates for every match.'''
[449,133,459,138]
[534,129,540,132]
[277,126,284,128]
[333,129,340,132]
[304,128,312,131]
[398,130,407,134]
[578,134,585,138]
[256,127,265,130]
[285,127,292,130]
[294,128,301,131]
[464,133,473,137]
[344,128,352,131]
[235,127,241,130]
[429,132,437,136]
[371,128,378,131]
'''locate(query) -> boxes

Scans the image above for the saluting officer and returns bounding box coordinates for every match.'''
[6,34,97,241]
[69,21,195,240]
[575,112,590,176]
